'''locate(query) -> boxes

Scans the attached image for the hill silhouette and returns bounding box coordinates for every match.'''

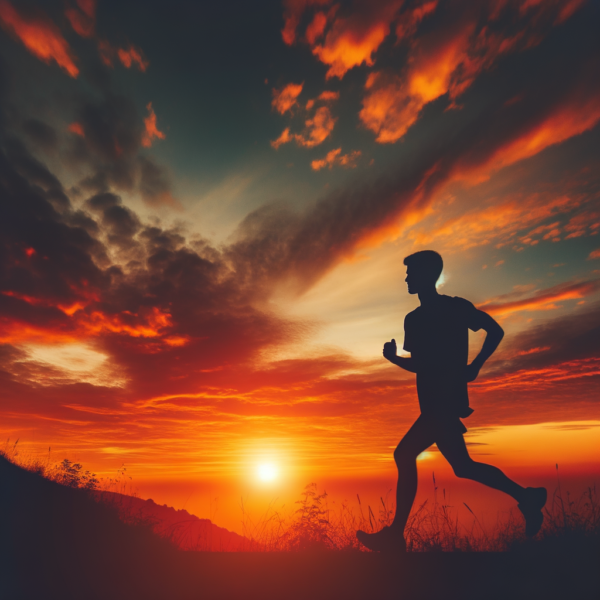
[96,490,256,551]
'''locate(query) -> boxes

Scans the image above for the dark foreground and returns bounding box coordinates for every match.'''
[3,548,599,600]
[2,455,598,600]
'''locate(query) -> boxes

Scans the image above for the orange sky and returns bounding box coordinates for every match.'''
[1,0,599,535]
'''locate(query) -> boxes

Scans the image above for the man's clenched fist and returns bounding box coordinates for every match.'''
[383,339,397,361]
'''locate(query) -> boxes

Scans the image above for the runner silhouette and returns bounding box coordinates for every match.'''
[356,251,547,553]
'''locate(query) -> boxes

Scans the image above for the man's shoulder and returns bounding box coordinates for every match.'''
[405,306,421,321]
[446,295,476,311]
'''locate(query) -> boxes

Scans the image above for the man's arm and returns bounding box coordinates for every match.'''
[383,339,417,373]
[466,310,504,382]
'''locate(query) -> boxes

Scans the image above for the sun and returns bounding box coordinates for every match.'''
[257,463,278,482]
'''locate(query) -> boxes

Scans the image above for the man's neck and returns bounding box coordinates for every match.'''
[418,287,440,306]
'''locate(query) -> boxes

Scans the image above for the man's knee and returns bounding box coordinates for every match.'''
[393,441,417,466]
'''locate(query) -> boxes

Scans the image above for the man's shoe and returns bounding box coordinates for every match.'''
[356,526,406,553]
[518,487,547,537]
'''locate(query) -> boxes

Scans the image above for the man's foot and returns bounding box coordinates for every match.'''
[356,526,406,553]
[518,487,547,537]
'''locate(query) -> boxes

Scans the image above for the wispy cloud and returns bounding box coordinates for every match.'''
[0,0,79,77]
[311,147,361,171]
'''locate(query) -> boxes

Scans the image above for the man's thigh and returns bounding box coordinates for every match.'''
[395,415,439,459]
[435,425,471,467]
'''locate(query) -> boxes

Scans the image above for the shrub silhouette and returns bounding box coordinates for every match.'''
[286,483,332,551]
[50,459,100,490]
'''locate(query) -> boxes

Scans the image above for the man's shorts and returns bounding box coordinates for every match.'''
[419,412,468,436]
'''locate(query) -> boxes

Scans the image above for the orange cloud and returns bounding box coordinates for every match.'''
[281,0,330,46]
[68,122,85,137]
[141,102,166,148]
[589,249,600,260]
[295,106,336,148]
[306,90,339,110]
[0,0,79,77]
[81,307,172,338]
[359,25,476,143]
[312,1,404,79]
[359,1,587,144]
[311,147,361,171]
[458,97,600,184]
[478,280,600,317]
[318,90,339,101]
[65,0,96,38]
[118,44,149,72]
[270,127,293,150]
[271,106,336,150]
[272,82,303,115]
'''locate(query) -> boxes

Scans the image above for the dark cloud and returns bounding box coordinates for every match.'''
[0,108,299,407]
[138,156,180,208]
[21,118,58,151]
[497,302,600,374]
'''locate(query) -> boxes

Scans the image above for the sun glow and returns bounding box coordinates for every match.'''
[257,463,278,482]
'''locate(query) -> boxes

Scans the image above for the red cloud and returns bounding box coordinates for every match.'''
[311,147,361,171]
[281,0,330,45]
[272,82,303,115]
[588,249,600,260]
[65,0,96,38]
[68,122,85,137]
[141,103,166,148]
[96,40,149,72]
[0,0,79,77]
[118,44,149,72]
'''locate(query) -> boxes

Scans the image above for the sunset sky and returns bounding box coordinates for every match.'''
[1,0,599,533]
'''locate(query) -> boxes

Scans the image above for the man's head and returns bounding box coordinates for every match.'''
[403,250,443,294]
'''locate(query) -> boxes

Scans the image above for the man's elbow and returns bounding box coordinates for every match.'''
[493,322,504,342]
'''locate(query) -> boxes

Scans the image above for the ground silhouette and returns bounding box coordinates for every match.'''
[2,453,599,600]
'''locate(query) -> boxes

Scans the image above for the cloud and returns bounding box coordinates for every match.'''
[0,0,79,77]
[312,0,403,79]
[589,249,600,260]
[311,147,361,170]
[65,0,96,38]
[478,280,600,317]
[117,44,149,72]
[270,106,337,150]
[21,119,58,151]
[281,0,330,46]
[0,117,301,409]
[359,0,587,144]
[141,102,166,148]
[295,105,336,147]
[138,156,181,208]
[96,40,149,72]
[272,82,303,115]
[68,122,85,137]
[270,127,293,150]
